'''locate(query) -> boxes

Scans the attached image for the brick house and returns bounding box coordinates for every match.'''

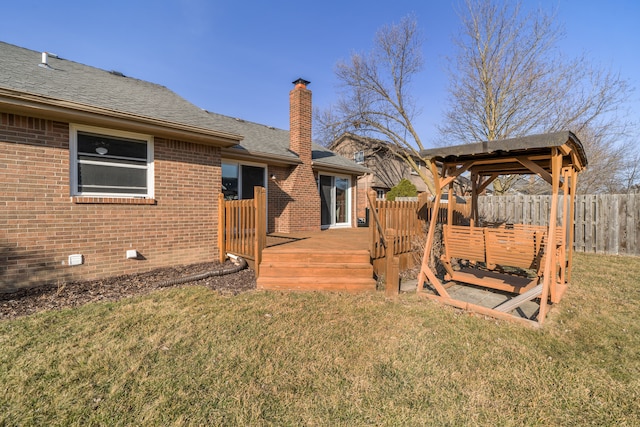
[330,133,433,221]
[0,42,367,291]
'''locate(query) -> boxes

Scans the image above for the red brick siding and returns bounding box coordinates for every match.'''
[273,163,320,233]
[1,113,221,291]
[266,165,290,233]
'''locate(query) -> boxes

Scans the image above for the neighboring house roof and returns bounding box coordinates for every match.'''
[330,132,426,168]
[0,41,367,175]
[330,132,386,150]
[312,143,370,174]
[0,41,241,146]
[330,132,429,190]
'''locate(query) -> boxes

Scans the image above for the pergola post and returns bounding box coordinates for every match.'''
[567,169,578,283]
[417,158,450,298]
[539,148,562,324]
[470,171,478,226]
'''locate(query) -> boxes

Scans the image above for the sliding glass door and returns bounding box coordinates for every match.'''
[222,162,265,200]
[319,174,351,228]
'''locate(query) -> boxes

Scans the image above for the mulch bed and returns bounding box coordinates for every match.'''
[0,261,256,321]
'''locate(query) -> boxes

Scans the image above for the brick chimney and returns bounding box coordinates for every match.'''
[274,78,320,233]
[289,78,312,163]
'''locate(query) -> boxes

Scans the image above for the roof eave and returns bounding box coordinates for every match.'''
[420,131,587,172]
[222,146,303,166]
[0,88,243,147]
[312,161,371,175]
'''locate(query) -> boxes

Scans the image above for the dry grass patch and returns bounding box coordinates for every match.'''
[1,253,639,425]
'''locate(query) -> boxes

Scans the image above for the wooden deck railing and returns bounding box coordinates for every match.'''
[368,191,471,261]
[368,191,423,260]
[218,186,266,276]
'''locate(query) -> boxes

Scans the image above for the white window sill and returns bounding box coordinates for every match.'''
[72,196,156,205]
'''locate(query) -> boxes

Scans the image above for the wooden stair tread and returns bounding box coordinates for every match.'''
[258,276,375,284]
[261,254,370,263]
[263,248,370,255]
[257,276,376,292]
[260,262,373,269]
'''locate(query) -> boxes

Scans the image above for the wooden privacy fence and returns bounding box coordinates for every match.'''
[478,194,640,256]
[218,187,267,275]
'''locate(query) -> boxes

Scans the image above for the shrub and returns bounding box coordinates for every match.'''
[386,178,418,201]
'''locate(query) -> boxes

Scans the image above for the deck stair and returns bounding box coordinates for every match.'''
[257,248,376,292]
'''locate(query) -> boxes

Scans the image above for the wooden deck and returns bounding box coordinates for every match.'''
[256,228,377,292]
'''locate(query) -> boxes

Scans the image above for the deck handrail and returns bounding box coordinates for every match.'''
[218,186,266,276]
[368,191,472,261]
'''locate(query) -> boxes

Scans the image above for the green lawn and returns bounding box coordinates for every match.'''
[1,252,639,426]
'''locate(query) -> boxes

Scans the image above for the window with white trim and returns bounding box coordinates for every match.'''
[70,125,154,197]
[411,160,424,175]
[354,150,364,164]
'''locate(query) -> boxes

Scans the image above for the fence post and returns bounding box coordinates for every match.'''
[218,193,226,264]
[385,228,399,300]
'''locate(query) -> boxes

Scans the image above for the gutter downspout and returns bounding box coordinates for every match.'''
[157,255,247,288]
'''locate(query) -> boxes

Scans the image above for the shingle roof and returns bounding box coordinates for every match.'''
[420,131,588,173]
[0,41,241,138]
[208,112,299,161]
[0,41,368,174]
[209,112,368,173]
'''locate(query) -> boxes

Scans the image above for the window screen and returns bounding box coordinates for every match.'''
[75,130,150,196]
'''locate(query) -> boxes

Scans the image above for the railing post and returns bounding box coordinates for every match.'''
[254,186,266,278]
[368,190,386,257]
[218,192,226,264]
[385,228,399,301]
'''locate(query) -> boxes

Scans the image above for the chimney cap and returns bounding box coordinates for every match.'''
[292,78,310,88]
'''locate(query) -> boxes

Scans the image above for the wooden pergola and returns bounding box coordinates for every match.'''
[417,131,588,326]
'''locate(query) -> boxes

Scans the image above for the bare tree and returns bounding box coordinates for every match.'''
[618,150,640,193]
[440,0,636,194]
[315,15,436,194]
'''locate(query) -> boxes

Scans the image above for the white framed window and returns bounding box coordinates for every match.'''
[70,124,154,198]
[376,189,386,200]
[411,160,423,175]
[354,150,364,164]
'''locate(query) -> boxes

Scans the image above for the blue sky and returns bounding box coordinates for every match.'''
[1,0,638,147]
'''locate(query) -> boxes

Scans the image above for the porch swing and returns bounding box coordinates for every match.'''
[416,131,588,327]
